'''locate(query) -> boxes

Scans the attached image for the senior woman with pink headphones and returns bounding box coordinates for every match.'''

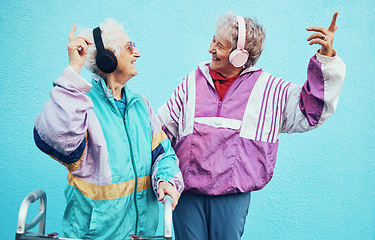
[158,12,345,239]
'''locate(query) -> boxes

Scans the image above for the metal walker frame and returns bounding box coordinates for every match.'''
[15,189,173,240]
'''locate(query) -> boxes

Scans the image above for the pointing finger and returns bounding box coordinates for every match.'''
[328,12,338,32]
[69,24,76,40]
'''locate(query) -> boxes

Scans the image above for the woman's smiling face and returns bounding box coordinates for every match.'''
[115,32,140,79]
[208,34,236,77]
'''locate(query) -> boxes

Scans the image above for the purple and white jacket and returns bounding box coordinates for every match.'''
[158,53,345,196]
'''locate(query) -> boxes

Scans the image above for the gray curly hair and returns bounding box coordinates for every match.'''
[80,18,127,78]
[216,12,266,67]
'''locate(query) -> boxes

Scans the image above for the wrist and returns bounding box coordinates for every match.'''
[318,48,335,57]
[69,65,81,75]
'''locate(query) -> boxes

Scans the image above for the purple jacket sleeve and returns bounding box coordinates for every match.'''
[281,52,346,133]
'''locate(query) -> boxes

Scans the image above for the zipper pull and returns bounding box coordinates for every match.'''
[217,101,222,116]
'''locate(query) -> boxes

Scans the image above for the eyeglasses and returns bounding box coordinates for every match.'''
[128,41,136,54]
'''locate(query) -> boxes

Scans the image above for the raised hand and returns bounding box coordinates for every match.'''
[67,24,93,74]
[306,12,339,57]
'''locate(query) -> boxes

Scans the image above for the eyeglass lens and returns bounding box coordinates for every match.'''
[129,41,136,53]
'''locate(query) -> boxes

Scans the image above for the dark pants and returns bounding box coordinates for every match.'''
[173,192,251,240]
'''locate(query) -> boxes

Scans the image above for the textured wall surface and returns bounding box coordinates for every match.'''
[1,0,374,239]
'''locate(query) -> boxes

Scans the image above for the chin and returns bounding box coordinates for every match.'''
[210,62,222,72]
[210,62,218,69]
[130,67,137,76]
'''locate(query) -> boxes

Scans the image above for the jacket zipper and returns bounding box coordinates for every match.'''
[216,81,236,117]
[123,100,139,235]
[201,68,239,117]
[216,101,222,116]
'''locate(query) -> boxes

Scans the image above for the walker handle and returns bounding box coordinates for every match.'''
[16,189,47,235]
[163,194,173,240]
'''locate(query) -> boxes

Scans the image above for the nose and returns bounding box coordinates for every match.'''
[133,46,141,57]
[208,42,215,54]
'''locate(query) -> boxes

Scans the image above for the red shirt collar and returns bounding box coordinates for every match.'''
[208,66,240,100]
[208,66,239,82]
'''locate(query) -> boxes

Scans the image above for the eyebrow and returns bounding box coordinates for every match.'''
[213,35,225,49]
[217,40,225,49]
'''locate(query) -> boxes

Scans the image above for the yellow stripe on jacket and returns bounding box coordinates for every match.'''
[67,173,152,201]
[151,130,167,151]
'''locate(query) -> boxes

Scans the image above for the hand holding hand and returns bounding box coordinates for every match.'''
[158,181,181,210]
[306,12,339,57]
[67,24,93,74]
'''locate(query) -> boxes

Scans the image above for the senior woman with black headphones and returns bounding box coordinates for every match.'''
[158,12,345,239]
[33,19,184,239]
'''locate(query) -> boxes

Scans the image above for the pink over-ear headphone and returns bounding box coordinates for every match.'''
[229,16,249,67]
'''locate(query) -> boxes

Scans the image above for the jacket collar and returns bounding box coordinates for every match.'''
[91,75,140,112]
[198,61,262,88]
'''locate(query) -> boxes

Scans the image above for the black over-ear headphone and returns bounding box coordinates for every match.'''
[93,27,118,73]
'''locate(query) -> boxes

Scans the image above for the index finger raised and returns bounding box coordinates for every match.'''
[328,12,339,32]
[69,24,76,40]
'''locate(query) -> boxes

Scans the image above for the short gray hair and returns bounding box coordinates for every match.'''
[216,12,266,67]
[80,18,127,77]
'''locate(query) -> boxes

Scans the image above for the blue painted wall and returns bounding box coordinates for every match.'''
[1,0,374,239]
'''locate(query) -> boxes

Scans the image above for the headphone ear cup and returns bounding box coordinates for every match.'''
[229,49,249,67]
[96,49,118,73]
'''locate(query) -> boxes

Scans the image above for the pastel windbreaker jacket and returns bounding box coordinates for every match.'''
[158,53,345,196]
[34,67,184,239]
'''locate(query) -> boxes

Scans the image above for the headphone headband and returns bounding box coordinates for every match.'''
[229,16,249,68]
[93,27,105,51]
[236,16,246,50]
[93,26,118,73]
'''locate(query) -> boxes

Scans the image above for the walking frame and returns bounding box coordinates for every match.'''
[15,189,173,240]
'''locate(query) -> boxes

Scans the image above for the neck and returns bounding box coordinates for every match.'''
[218,67,242,78]
[105,73,130,100]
